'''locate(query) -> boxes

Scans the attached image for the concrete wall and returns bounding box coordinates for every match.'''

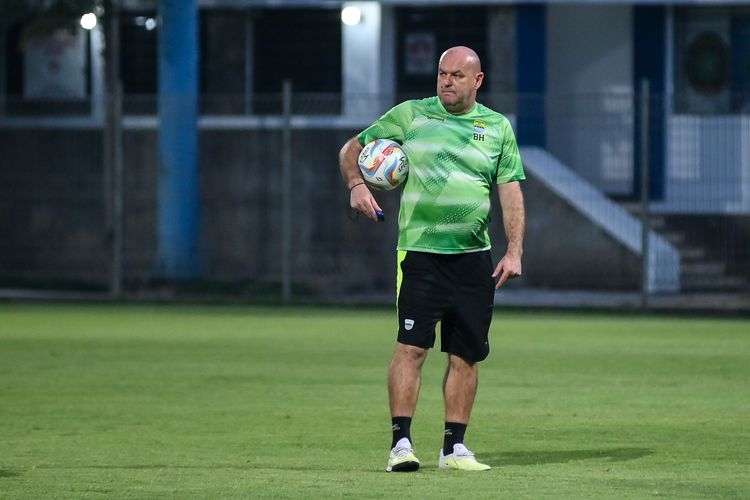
[489,172,641,291]
[0,126,656,295]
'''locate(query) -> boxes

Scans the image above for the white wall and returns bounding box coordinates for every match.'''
[342,2,395,121]
[546,5,634,196]
[662,116,750,214]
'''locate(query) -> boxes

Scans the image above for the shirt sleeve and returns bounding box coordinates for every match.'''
[357,101,413,146]
[495,119,526,184]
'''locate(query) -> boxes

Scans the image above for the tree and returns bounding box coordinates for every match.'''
[0,0,97,42]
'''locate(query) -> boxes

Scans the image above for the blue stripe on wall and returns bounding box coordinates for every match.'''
[731,14,750,109]
[633,6,666,201]
[516,4,546,147]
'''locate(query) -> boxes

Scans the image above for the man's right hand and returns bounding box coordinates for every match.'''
[350,182,383,222]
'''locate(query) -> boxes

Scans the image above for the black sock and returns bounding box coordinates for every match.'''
[391,416,412,448]
[443,422,467,455]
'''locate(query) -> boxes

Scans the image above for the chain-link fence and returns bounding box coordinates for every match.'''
[1,91,748,306]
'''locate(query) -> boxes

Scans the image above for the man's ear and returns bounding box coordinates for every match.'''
[475,72,485,90]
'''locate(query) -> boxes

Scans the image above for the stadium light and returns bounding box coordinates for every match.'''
[341,6,362,26]
[80,12,97,30]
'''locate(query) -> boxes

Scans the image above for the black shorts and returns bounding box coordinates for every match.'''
[396,250,495,362]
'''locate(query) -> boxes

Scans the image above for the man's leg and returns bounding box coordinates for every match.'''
[386,342,427,472]
[438,353,490,470]
[389,342,428,418]
[443,353,477,426]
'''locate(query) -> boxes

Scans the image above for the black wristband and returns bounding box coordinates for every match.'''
[349,182,366,191]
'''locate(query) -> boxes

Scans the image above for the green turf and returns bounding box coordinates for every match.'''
[0,304,748,498]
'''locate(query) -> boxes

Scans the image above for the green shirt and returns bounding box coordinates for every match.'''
[358,96,525,254]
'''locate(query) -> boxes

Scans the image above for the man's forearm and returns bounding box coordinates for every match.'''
[339,137,365,188]
[499,182,525,257]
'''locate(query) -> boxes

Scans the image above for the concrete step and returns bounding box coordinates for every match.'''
[681,261,727,276]
[680,274,749,292]
[661,231,686,246]
[679,246,706,261]
[647,216,667,230]
[616,201,746,293]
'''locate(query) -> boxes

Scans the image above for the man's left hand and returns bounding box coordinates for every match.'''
[492,254,522,289]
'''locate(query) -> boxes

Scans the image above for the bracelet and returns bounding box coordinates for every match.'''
[349,182,366,191]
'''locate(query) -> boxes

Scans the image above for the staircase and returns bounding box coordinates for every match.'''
[623,208,749,292]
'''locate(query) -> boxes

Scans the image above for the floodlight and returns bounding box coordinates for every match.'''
[80,13,97,30]
[341,6,362,26]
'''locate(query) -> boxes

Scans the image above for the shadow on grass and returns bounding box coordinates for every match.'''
[0,469,22,478]
[485,447,653,466]
[22,449,653,473]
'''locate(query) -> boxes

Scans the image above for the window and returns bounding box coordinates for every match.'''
[120,10,158,114]
[120,7,342,115]
[201,10,247,115]
[252,8,342,114]
[396,7,489,102]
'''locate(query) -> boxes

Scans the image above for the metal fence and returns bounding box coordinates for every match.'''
[0,90,748,306]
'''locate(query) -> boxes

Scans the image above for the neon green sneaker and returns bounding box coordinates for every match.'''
[386,438,420,472]
[438,444,491,471]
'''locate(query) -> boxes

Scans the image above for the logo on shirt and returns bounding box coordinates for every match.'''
[473,119,485,141]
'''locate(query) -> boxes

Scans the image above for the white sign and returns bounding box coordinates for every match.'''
[24,29,86,99]
[405,33,436,76]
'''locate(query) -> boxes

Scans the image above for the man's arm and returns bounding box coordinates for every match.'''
[492,181,525,289]
[339,136,382,221]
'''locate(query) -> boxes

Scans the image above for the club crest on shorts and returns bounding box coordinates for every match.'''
[404,319,415,331]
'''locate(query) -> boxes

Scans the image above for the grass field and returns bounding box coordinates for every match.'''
[0,303,748,498]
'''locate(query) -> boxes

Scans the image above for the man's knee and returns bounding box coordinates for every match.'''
[448,353,477,373]
[394,342,428,366]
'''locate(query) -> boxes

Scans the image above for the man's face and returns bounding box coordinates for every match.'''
[436,52,483,115]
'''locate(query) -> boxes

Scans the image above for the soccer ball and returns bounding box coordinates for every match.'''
[357,139,408,191]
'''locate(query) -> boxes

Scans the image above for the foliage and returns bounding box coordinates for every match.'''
[0,0,97,43]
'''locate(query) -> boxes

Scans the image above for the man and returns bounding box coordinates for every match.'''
[338,46,525,472]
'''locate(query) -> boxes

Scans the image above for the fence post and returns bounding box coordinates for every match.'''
[0,32,5,117]
[639,79,650,308]
[281,79,293,304]
[244,11,253,115]
[111,82,124,297]
[103,0,123,298]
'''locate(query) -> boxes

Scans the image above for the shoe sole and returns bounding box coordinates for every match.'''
[387,461,420,472]
[438,462,491,471]
[438,465,491,471]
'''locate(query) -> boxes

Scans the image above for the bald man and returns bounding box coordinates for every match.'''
[339,46,525,472]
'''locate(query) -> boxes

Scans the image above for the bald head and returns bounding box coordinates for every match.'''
[439,46,482,74]
[436,46,484,115]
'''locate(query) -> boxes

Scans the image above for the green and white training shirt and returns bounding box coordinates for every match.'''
[358,96,525,254]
